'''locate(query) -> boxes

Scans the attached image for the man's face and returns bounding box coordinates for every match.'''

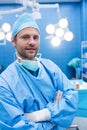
[12,27,40,60]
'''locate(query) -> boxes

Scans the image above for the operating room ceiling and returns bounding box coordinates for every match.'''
[0,0,81,4]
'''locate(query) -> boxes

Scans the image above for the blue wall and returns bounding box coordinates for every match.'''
[0,0,86,79]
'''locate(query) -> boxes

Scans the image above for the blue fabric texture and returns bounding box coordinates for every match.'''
[12,13,40,37]
[0,58,78,130]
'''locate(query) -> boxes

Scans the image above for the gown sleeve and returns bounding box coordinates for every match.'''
[46,60,78,128]
[0,76,42,130]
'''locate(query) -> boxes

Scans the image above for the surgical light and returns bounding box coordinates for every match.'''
[46,24,55,34]
[31,2,42,19]
[46,18,74,47]
[45,3,74,47]
[58,18,68,28]
[0,22,12,45]
[55,28,64,38]
[32,11,42,19]
[51,36,61,47]
[6,32,12,42]
[0,31,5,40]
[2,22,11,33]
[64,31,74,41]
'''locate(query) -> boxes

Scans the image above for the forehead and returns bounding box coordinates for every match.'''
[17,27,40,36]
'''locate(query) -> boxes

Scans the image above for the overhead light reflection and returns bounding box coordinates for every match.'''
[46,24,55,34]
[55,28,64,38]
[51,36,61,47]
[58,18,68,28]
[2,22,11,33]
[64,31,74,41]
[46,18,74,47]
[0,22,12,45]
[32,11,42,19]
[0,31,5,40]
[6,32,12,42]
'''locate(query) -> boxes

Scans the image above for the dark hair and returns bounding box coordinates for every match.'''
[13,34,17,41]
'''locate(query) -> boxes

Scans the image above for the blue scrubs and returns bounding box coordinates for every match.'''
[0,58,78,130]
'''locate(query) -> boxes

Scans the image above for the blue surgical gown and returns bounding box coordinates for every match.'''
[0,58,78,130]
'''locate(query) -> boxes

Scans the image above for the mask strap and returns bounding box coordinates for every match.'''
[15,52,22,63]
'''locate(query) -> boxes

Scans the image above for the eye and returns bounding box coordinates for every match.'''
[33,35,39,40]
[21,35,30,40]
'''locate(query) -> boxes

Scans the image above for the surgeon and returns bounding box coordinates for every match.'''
[0,13,78,130]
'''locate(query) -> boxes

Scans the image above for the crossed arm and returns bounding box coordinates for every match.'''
[25,90,63,122]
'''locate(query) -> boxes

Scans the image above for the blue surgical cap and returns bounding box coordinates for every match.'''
[12,13,40,37]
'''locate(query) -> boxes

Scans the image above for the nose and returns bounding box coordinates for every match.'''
[28,36,35,45]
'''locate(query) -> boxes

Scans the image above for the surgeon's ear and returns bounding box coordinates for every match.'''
[11,37,16,47]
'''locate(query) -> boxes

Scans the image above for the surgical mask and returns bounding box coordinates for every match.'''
[21,59,40,72]
[16,53,40,72]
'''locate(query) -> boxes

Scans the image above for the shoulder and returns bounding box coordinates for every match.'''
[0,61,18,82]
[39,58,61,72]
[40,58,55,65]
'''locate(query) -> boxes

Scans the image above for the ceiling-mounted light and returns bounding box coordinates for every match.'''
[6,32,12,42]
[46,19,74,46]
[2,22,11,33]
[45,3,74,47]
[0,31,5,40]
[46,17,74,46]
[31,0,42,19]
[55,28,64,38]
[46,24,55,34]
[32,11,42,19]
[58,18,68,28]
[51,36,61,47]
[0,22,12,45]
[64,31,74,41]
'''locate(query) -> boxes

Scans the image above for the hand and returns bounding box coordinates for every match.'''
[54,90,63,102]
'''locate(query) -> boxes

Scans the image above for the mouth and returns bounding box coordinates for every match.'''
[26,48,36,53]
